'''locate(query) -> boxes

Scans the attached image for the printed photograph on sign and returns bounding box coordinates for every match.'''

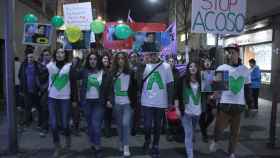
[201,70,215,92]
[57,31,92,50]
[212,71,229,91]
[23,23,53,46]
[133,32,162,53]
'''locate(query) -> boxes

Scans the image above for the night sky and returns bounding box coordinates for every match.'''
[107,0,169,22]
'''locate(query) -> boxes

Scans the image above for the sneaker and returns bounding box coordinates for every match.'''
[209,141,217,152]
[142,142,150,153]
[229,153,236,158]
[151,146,160,158]
[123,145,131,157]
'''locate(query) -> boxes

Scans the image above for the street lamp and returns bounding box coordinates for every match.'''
[148,0,158,3]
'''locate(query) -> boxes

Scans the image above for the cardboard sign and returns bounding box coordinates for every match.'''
[191,0,246,35]
[22,23,53,46]
[103,22,133,49]
[63,2,93,30]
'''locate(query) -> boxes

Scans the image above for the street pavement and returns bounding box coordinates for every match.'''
[0,99,280,158]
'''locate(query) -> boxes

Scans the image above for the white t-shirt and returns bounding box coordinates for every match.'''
[47,62,72,99]
[141,62,174,108]
[86,70,103,99]
[184,82,202,116]
[217,64,251,105]
[114,73,130,105]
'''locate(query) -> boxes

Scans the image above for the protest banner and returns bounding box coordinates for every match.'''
[63,2,93,30]
[191,0,246,35]
[22,23,53,46]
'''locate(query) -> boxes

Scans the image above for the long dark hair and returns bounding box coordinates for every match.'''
[52,48,69,63]
[185,62,201,89]
[84,52,102,70]
[101,53,111,70]
[111,52,130,75]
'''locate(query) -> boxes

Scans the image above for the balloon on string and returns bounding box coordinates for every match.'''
[90,19,105,34]
[114,24,132,40]
[24,13,38,23]
[51,16,64,28]
[65,25,82,43]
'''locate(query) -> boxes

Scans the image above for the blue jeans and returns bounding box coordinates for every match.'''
[48,98,71,144]
[142,106,165,147]
[113,104,133,146]
[84,99,105,146]
[182,114,199,158]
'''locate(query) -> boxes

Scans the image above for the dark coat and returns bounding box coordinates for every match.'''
[18,61,40,94]
[78,69,111,103]
[108,71,137,109]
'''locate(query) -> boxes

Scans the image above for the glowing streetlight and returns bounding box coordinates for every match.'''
[148,0,158,3]
[97,16,102,20]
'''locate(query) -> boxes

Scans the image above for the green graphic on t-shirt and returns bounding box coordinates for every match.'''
[51,74,69,91]
[87,76,100,91]
[183,87,201,105]
[146,71,164,90]
[115,79,128,96]
[229,76,245,95]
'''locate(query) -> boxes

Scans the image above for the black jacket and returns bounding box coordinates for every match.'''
[18,61,40,94]
[78,69,111,103]
[109,71,137,109]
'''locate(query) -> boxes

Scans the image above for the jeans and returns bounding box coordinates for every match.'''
[84,99,105,146]
[182,114,199,158]
[39,92,49,131]
[252,88,259,109]
[113,104,133,146]
[48,98,71,144]
[23,92,39,125]
[142,106,165,147]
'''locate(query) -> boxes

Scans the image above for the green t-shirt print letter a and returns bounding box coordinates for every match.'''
[87,76,100,91]
[146,71,164,90]
[115,79,128,96]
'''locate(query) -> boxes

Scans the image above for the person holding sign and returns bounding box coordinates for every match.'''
[46,48,78,158]
[110,52,137,157]
[140,47,174,158]
[78,52,111,158]
[209,44,252,158]
[175,62,202,158]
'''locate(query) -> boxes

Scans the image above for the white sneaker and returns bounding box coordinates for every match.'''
[229,153,236,158]
[123,145,131,157]
[209,141,217,152]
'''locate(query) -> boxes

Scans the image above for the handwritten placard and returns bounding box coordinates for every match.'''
[191,0,246,35]
[63,2,93,30]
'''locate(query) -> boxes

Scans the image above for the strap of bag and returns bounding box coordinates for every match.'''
[142,61,163,83]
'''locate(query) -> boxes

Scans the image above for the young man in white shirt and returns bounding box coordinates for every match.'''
[209,44,252,158]
[140,49,174,158]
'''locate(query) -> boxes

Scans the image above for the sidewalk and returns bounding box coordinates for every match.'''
[0,99,280,158]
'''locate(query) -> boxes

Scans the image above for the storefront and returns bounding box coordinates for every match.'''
[224,29,273,99]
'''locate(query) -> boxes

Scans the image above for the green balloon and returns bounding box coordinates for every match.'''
[24,13,38,23]
[90,19,105,34]
[114,24,132,40]
[51,16,64,28]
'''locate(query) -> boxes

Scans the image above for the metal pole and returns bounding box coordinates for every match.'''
[4,0,18,153]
